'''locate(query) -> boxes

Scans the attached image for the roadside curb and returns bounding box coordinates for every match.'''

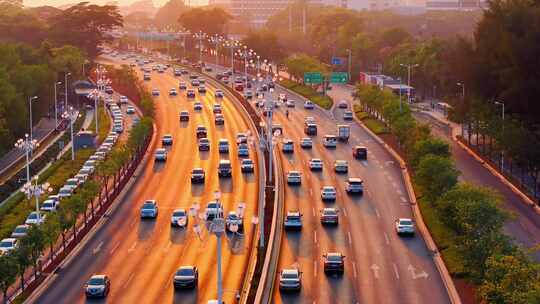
[351,114,462,304]
[455,139,540,215]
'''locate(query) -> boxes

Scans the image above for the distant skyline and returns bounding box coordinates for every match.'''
[23,0,208,8]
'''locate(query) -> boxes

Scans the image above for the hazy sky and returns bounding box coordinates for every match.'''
[23,0,207,8]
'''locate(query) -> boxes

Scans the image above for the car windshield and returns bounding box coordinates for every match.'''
[42,202,53,207]
[28,213,38,219]
[173,211,186,217]
[142,203,155,210]
[14,226,27,233]
[401,220,413,226]
[243,160,253,164]
[88,277,104,285]
[207,203,218,209]
[228,214,238,220]
[282,273,298,279]
[324,209,337,215]
[0,241,13,248]
[287,215,300,221]
[177,268,194,276]
[327,255,343,262]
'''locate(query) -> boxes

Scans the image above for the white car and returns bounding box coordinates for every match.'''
[171,209,188,227]
[11,225,29,238]
[58,186,74,199]
[395,218,415,236]
[334,160,348,173]
[25,211,46,225]
[65,178,80,190]
[126,106,136,114]
[343,110,353,120]
[286,171,302,185]
[300,137,312,149]
[304,100,314,109]
[279,268,301,291]
[282,139,294,153]
[41,199,59,212]
[169,88,178,96]
[283,211,302,230]
[0,238,18,254]
[320,186,337,201]
[309,158,323,171]
[155,148,167,162]
[241,159,254,173]
[152,88,160,96]
[119,95,129,104]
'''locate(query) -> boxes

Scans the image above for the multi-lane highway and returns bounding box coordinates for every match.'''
[32,56,260,303]
[204,64,451,304]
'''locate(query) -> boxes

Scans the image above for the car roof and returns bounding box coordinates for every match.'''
[399,218,413,222]
[335,160,347,164]
[348,177,363,182]
[179,265,195,271]
[219,159,231,164]
[288,171,301,174]
[2,238,16,242]
[282,268,299,275]
[327,252,343,258]
[287,211,301,217]
[322,186,335,190]
[144,199,156,204]
[322,208,338,212]
[91,274,107,280]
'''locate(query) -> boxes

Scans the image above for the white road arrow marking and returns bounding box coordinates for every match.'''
[408,265,429,279]
[93,241,103,255]
[370,264,380,279]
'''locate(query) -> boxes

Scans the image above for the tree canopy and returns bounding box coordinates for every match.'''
[178,7,231,35]
[49,2,123,58]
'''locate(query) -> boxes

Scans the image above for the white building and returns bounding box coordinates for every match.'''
[230,0,325,27]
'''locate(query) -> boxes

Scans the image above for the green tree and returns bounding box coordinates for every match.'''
[19,225,46,278]
[478,253,540,304]
[48,3,123,58]
[241,30,284,62]
[437,183,507,234]
[416,155,459,202]
[0,254,17,302]
[284,53,327,82]
[50,45,87,80]
[178,7,231,35]
[154,0,188,29]
[411,137,451,169]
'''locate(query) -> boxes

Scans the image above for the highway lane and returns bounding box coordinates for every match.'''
[203,65,450,303]
[33,57,260,304]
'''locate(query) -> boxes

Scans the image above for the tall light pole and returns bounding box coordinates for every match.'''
[346,48,352,84]
[209,34,223,67]
[398,77,403,112]
[28,96,38,143]
[495,100,505,172]
[400,63,418,103]
[64,72,71,111]
[457,82,465,99]
[15,134,38,185]
[54,81,62,128]
[62,107,77,161]
[89,89,100,135]
[190,191,225,304]
[224,40,239,87]
[22,175,51,224]
[193,31,207,66]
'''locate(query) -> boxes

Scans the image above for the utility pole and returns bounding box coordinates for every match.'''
[346,49,352,84]
[400,63,418,103]
[28,96,38,143]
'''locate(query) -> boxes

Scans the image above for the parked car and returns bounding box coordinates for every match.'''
[41,199,59,212]
[25,211,46,225]
[10,225,29,238]
[0,238,18,255]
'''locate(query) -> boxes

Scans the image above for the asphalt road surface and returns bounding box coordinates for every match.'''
[205,65,451,304]
[33,55,260,304]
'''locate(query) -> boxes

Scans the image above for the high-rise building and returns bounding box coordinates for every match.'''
[368,0,402,10]
[425,0,487,10]
[230,0,324,27]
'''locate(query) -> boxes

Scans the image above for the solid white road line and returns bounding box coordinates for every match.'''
[384,233,390,245]
[109,242,120,255]
[393,263,400,280]
[375,208,381,218]
[353,262,358,278]
[347,231,352,246]
[314,231,318,244]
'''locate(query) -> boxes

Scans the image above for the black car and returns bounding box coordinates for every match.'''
[173,266,198,289]
[191,168,205,183]
[323,252,345,274]
[198,138,210,151]
[186,90,196,98]
[85,275,110,298]
[268,82,275,89]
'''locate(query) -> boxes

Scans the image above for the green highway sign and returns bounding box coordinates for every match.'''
[330,72,348,83]
[304,72,323,84]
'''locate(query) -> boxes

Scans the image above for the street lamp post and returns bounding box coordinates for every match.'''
[346,49,352,83]
[398,77,402,112]
[22,176,52,224]
[457,82,465,99]
[54,81,62,128]
[224,40,239,87]
[495,100,505,172]
[89,89,100,135]
[28,96,38,142]
[62,107,77,161]
[209,35,223,67]
[193,31,207,67]
[400,63,418,103]
[190,191,225,304]
[64,72,71,110]
[15,134,38,185]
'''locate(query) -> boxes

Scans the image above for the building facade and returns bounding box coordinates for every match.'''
[425,0,487,10]
[230,0,325,27]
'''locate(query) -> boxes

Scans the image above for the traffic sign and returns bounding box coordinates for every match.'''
[304,72,323,84]
[331,57,344,65]
[330,72,348,83]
